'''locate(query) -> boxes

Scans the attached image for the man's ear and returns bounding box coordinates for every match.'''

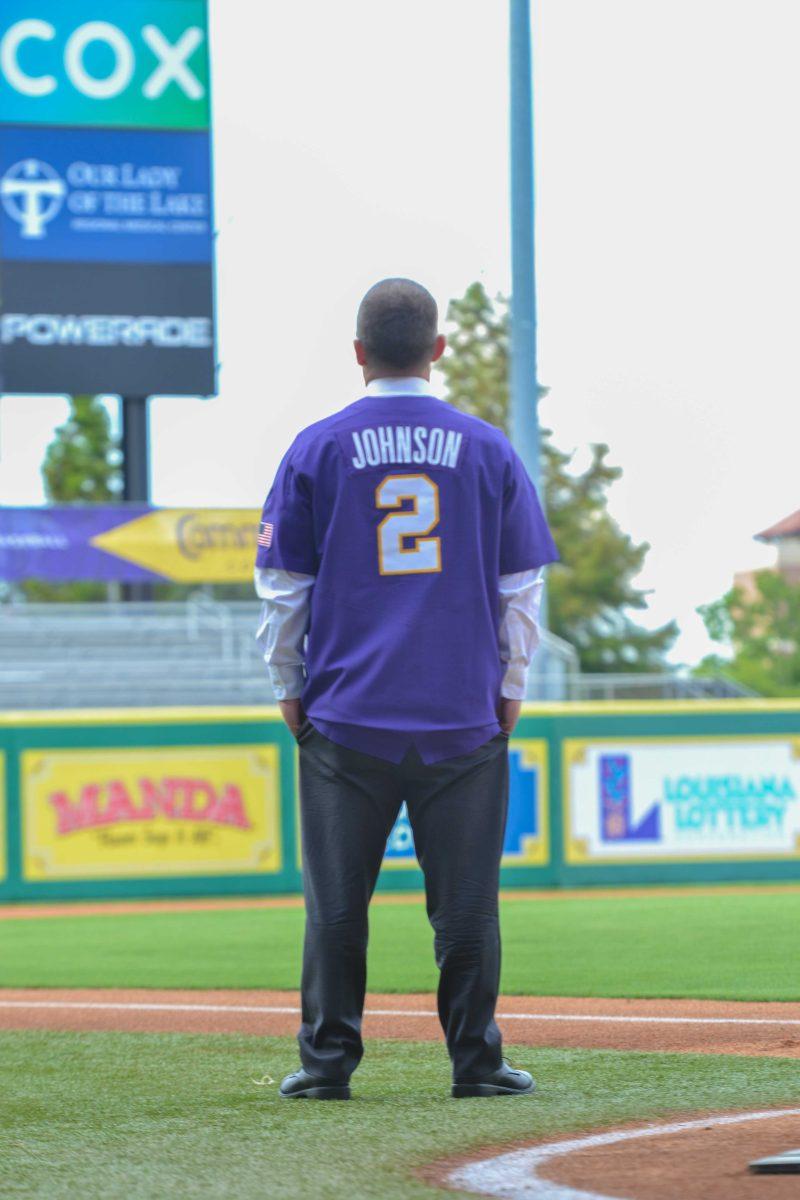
[431,333,446,364]
[354,339,368,366]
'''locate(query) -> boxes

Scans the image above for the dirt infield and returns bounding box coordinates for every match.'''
[1,988,800,1057]
[543,1112,800,1200]
[438,1110,800,1200]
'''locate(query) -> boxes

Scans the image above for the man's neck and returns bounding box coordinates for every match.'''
[363,367,431,385]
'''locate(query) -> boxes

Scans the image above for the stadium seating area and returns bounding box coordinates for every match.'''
[0,599,263,710]
[0,599,752,710]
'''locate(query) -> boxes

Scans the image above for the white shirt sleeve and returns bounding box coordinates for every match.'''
[498,567,544,700]
[254,567,315,701]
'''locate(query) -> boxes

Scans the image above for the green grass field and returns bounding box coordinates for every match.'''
[3,886,800,1198]
[2,1032,800,1200]
[3,887,800,999]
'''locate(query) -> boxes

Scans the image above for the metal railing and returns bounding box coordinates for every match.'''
[528,670,755,702]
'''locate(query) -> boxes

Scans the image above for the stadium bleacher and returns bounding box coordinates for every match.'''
[0,598,753,710]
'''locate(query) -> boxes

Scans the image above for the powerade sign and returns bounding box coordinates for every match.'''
[2,312,211,350]
[0,261,213,394]
[0,0,215,397]
[566,738,800,863]
[0,0,209,128]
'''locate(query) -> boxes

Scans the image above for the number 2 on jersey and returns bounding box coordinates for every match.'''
[375,473,442,575]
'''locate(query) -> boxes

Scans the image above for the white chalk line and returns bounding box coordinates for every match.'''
[448,1107,800,1200]
[0,999,799,1027]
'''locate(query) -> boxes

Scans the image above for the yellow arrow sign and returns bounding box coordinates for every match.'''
[90,509,261,583]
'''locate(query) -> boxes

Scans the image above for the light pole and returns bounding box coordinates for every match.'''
[509,0,542,497]
[120,395,152,602]
[510,0,556,695]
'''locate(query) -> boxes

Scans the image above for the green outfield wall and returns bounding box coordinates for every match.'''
[0,701,798,900]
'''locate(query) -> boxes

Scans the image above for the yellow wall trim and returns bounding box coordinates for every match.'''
[1,697,799,729]
[0,696,796,729]
[0,706,284,728]
[521,698,800,717]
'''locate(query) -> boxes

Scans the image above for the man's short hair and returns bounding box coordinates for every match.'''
[356,278,438,370]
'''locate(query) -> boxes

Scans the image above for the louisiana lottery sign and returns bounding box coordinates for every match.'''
[565,736,800,864]
[0,0,215,396]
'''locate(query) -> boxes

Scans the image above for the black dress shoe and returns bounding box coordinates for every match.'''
[452,1061,535,1098]
[279,1068,351,1100]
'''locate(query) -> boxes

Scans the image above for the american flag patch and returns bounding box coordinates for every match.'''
[258,521,274,548]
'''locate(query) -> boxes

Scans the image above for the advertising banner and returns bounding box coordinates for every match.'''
[0,261,214,395]
[2,702,800,901]
[0,126,213,263]
[383,740,550,869]
[0,0,210,129]
[0,505,260,583]
[565,736,800,863]
[0,0,215,396]
[0,755,6,882]
[21,744,282,880]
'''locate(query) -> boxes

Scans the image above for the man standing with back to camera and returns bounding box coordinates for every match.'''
[255,278,558,1100]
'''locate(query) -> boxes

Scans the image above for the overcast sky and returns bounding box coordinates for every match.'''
[1,0,796,665]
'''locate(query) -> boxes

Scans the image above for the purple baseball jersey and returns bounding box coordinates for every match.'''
[257,391,558,741]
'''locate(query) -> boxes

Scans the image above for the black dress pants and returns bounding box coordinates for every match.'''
[296,722,509,1082]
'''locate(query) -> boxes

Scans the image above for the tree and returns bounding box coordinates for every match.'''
[23,396,123,602]
[438,282,678,672]
[439,282,510,431]
[696,573,800,696]
[42,395,122,503]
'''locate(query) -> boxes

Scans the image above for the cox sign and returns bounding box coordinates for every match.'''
[0,1,209,128]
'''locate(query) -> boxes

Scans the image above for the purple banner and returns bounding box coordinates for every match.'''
[0,506,157,582]
[0,507,259,584]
